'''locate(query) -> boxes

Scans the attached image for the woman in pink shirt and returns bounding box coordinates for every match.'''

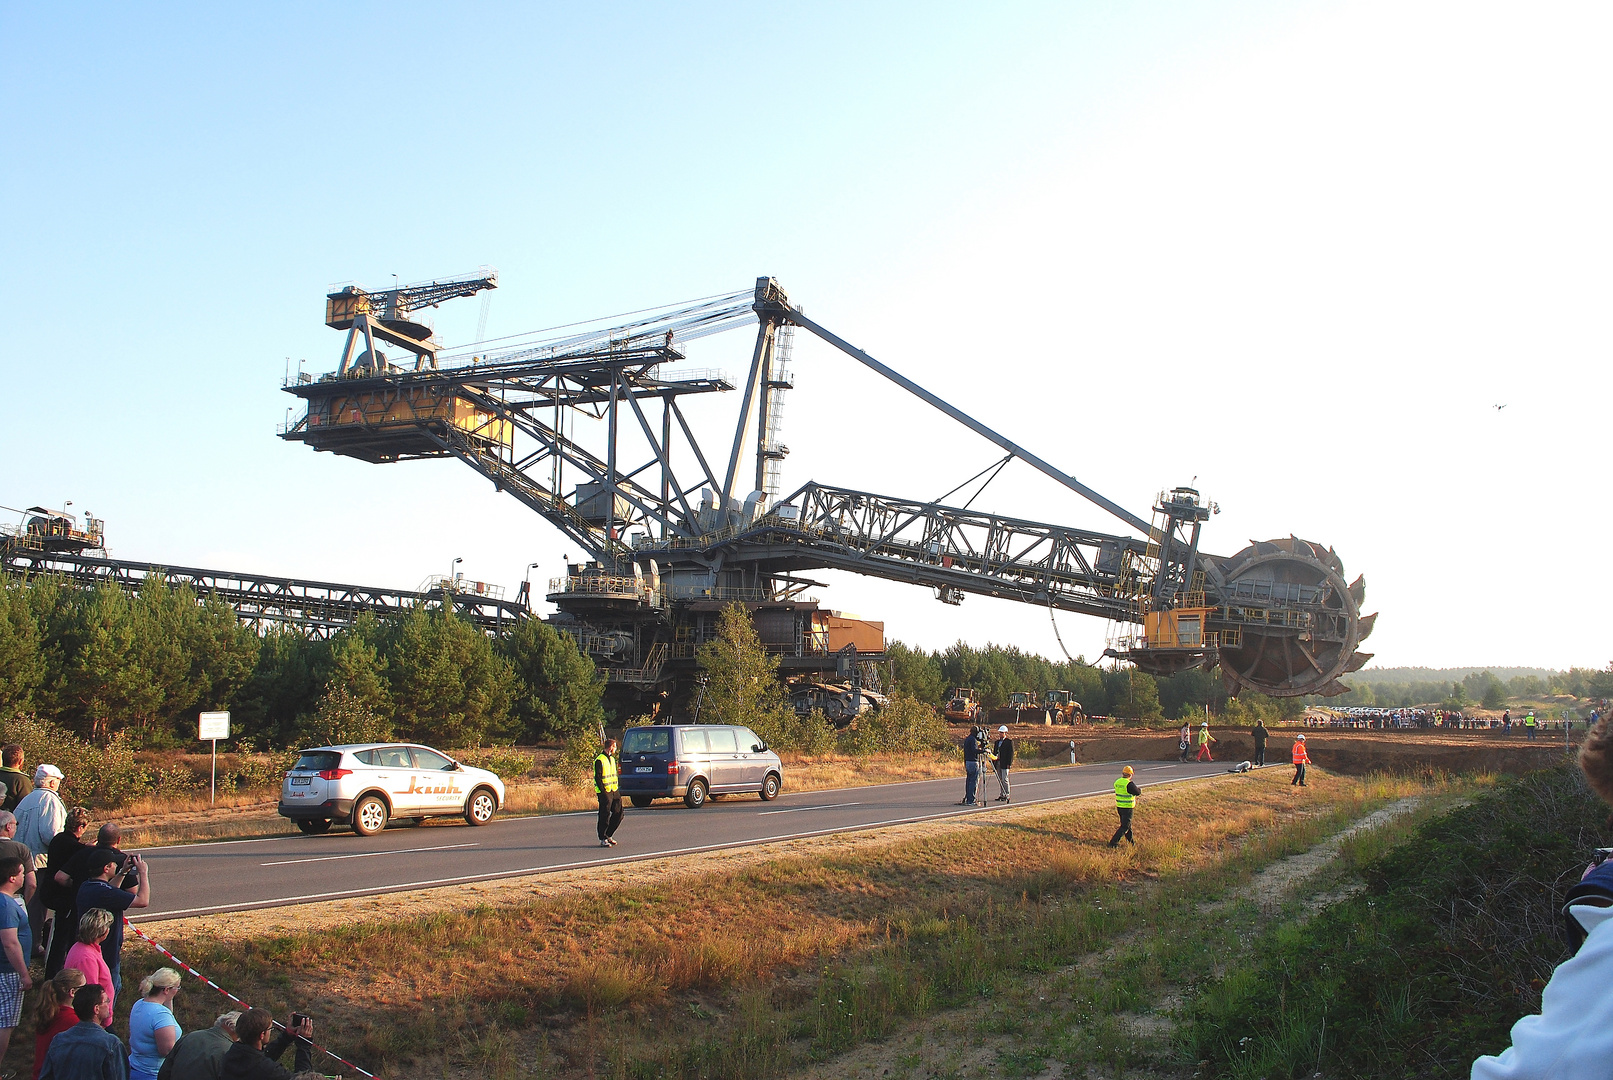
[63,907,115,1026]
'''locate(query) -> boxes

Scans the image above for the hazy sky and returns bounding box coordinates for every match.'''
[3,2,1608,672]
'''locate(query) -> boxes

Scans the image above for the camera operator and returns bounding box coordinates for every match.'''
[220,1009,312,1080]
[1473,712,1613,1078]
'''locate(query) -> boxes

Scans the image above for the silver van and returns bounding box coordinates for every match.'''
[616,724,783,808]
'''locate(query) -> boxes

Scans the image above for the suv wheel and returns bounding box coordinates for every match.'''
[683,778,708,809]
[352,795,389,836]
[759,772,780,801]
[629,794,653,808]
[464,787,497,826]
[296,818,331,835]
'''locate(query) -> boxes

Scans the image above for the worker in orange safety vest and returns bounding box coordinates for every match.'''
[1291,734,1311,787]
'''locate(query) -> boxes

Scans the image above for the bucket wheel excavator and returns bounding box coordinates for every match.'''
[281,276,1374,704]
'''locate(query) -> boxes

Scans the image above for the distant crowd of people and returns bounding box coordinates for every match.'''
[1308,707,1595,735]
[0,743,321,1080]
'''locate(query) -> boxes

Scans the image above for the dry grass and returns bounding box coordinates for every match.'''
[94,766,1441,1080]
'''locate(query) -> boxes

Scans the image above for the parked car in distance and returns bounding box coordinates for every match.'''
[278,742,506,836]
[616,724,783,808]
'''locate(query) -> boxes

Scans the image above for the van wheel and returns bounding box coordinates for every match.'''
[630,795,653,808]
[352,795,389,836]
[759,773,781,801]
[464,787,497,826]
[296,818,331,835]
[683,779,708,809]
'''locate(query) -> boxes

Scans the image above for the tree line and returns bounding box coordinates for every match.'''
[0,575,604,749]
[884,640,1304,723]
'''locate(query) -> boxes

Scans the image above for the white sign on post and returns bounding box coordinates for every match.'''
[198,711,231,805]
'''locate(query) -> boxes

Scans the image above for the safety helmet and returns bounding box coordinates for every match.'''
[1297,734,1306,741]
[1121,765,1134,777]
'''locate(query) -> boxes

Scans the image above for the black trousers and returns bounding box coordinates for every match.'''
[597,792,623,839]
[1109,807,1134,846]
[1292,762,1307,786]
[1254,742,1266,766]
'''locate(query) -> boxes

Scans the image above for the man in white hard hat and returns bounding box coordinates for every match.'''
[1291,734,1311,787]
[992,726,1015,803]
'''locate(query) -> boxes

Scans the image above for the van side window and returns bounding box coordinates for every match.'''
[737,728,763,752]
[680,729,710,754]
[708,728,738,754]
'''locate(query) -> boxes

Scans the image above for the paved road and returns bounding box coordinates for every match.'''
[131,758,1229,921]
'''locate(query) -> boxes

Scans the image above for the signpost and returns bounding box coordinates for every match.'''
[198,711,230,805]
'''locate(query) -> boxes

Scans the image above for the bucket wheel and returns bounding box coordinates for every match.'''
[1208,537,1375,698]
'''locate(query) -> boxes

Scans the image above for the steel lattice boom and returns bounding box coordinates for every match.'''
[280,275,1375,703]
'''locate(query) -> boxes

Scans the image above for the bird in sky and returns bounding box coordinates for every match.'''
[1494,404,1507,411]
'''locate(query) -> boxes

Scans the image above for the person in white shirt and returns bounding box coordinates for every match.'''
[12,765,62,959]
[1472,715,1613,1079]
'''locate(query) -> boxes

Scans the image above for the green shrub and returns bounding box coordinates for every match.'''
[225,752,297,792]
[293,686,393,748]
[0,714,148,809]
[456,745,537,781]
[842,693,951,756]
[555,730,604,790]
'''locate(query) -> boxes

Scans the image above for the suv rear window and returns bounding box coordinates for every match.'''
[623,728,671,755]
[293,751,341,771]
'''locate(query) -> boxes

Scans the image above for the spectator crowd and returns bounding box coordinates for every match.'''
[0,744,322,1080]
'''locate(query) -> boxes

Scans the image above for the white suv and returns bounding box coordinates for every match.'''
[278,743,506,836]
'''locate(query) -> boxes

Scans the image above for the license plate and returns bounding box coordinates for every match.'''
[291,777,312,786]
[635,767,653,773]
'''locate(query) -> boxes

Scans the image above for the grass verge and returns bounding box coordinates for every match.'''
[77,766,1458,1080]
[1183,763,1603,1079]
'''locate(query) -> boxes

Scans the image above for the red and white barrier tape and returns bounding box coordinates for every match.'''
[124,919,376,1078]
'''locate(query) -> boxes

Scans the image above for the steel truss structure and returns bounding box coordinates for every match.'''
[278,276,1374,703]
[0,549,526,637]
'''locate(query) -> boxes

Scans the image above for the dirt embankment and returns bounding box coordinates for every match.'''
[966,723,1572,777]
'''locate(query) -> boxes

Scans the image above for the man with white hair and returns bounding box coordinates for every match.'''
[157,1009,240,1080]
[16,765,65,957]
[0,813,37,907]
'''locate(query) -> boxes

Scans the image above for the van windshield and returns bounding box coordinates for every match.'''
[623,728,671,755]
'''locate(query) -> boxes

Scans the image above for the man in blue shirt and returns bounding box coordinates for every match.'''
[76,851,150,996]
[39,984,127,1080]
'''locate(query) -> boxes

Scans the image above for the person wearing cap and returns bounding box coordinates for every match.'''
[1291,734,1311,787]
[992,726,1015,803]
[16,765,65,957]
[1195,721,1217,762]
[959,725,984,805]
[1108,766,1140,846]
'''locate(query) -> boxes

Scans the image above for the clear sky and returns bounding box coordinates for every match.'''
[3,2,1609,672]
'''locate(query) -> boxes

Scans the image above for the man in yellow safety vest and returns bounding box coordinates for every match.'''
[594,737,623,848]
[1108,766,1140,847]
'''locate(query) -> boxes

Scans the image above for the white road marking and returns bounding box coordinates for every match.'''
[260,842,480,867]
[759,801,863,816]
[136,769,1223,920]
[1014,778,1067,787]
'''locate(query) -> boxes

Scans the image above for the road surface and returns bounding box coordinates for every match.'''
[132,758,1230,921]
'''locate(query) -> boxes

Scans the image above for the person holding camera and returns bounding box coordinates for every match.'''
[220,1008,313,1080]
[959,726,985,806]
[75,849,149,997]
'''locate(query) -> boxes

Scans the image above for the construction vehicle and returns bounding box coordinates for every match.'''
[1044,689,1084,724]
[943,689,983,723]
[5,276,1372,716]
[991,691,1047,727]
[276,275,1374,713]
[789,681,889,726]
[1,507,104,558]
